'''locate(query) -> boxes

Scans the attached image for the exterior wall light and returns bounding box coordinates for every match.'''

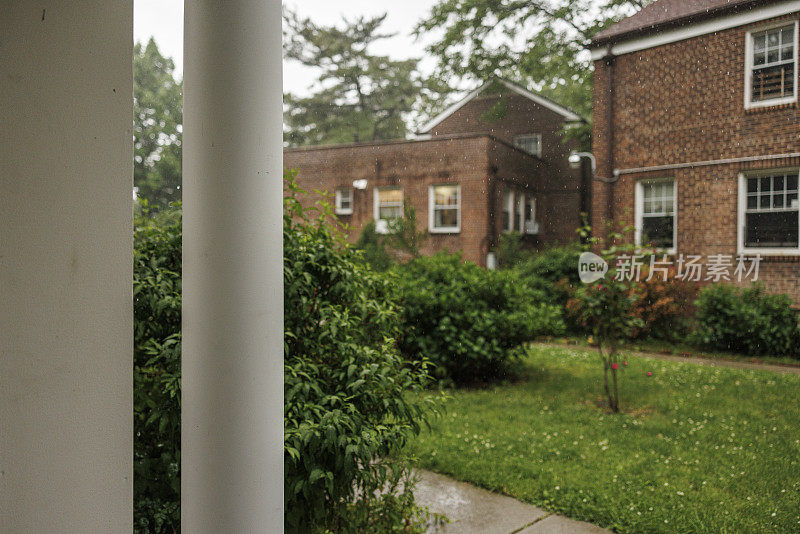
[569,151,596,173]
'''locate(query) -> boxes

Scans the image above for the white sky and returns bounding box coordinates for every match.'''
[133,0,442,97]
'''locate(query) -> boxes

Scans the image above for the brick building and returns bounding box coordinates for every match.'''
[284,79,586,266]
[590,0,800,298]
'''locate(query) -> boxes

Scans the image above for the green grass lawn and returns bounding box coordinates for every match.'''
[405,345,800,533]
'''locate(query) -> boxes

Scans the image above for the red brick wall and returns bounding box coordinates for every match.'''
[432,91,586,246]
[284,135,494,265]
[488,140,583,245]
[431,91,583,192]
[592,12,800,299]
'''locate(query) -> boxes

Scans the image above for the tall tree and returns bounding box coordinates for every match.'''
[415,0,651,122]
[283,10,450,146]
[134,38,183,208]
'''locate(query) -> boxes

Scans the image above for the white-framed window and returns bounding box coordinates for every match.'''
[514,134,542,158]
[738,169,800,255]
[524,195,539,235]
[428,184,460,233]
[502,189,514,233]
[373,187,403,233]
[745,21,798,109]
[635,179,677,254]
[335,188,353,215]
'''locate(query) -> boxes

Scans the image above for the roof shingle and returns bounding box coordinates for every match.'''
[592,0,773,45]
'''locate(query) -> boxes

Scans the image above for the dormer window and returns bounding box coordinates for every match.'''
[746,22,798,109]
[514,134,542,158]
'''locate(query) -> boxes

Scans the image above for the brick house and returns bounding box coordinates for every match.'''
[590,0,800,298]
[284,78,587,266]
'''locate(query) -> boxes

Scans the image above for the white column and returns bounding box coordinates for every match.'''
[0,1,133,531]
[182,0,284,530]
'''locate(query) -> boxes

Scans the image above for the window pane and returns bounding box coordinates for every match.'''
[378,188,402,204]
[782,46,794,61]
[642,216,674,249]
[788,175,798,191]
[782,27,794,43]
[747,178,759,193]
[752,62,794,101]
[379,206,402,220]
[773,193,785,209]
[761,176,771,191]
[747,194,758,209]
[768,31,779,47]
[788,192,799,208]
[760,194,771,209]
[745,211,799,248]
[435,208,458,228]
[434,185,458,207]
[768,49,779,63]
[755,33,766,51]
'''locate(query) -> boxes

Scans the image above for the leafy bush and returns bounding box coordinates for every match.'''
[494,233,532,269]
[516,244,584,285]
[284,175,433,532]
[354,220,394,271]
[133,176,434,533]
[691,283,800,357]
[133,204,182,533]
[629,266,697,340]
[354,203,427,271]
[394,253,565,384]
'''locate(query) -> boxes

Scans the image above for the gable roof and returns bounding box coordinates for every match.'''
[417,78,584,135]
[592,0,772,45]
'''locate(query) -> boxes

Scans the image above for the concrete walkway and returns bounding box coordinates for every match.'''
[413,470,610,534]
[535,342,800,376]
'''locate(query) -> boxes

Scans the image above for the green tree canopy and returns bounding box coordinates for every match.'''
[283,10,450,146]
[134,38,183,208]
[415,0,651,122]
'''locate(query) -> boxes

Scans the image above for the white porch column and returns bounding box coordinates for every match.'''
[0,1,133,531]
[182,0,284,530]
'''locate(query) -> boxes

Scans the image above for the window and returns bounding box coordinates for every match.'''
[502,189,514,233]
[746,22,798,108]
[514,134,542,158]
[524,196,539,235]
[335,188,353,215]
[739,170,800,254]
[429,184,460,233]
[373,187,403,233]
[635,179,676,253]
[516,193,525,232]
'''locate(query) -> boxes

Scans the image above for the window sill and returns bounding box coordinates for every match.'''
[739,247,800,257]
[744,98,798,113]
[335,210,353,216]
[430,227,460,234]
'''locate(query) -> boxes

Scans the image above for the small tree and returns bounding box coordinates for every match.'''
[386,202,427,258]
[567,223,643,413]
[568,280,639,412]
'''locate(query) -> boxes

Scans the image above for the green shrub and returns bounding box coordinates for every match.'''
[516,244,583,285]
[133,203,182,534]
[494,233,532,268]
[354,220,394,271]
[284,174,433,532]
[393,253,565,384]
[133,175,433,533]
[691,283,800,357]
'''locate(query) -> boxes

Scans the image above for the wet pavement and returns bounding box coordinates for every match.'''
[413,470,610,534]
